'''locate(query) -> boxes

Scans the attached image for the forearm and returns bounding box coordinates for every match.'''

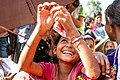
[18,24,45,71]
[73,39,100,79]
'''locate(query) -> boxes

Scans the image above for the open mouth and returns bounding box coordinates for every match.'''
[63,51,73,56]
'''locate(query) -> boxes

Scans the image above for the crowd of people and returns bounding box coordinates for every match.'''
[0,0,120,80]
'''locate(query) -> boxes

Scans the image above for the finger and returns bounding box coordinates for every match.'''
[37,4,43,11]
[100,55,106,75]
[54,11,67,21]
[95,55,101,63]
[50,2,59,10]
[103,55,110,74]
[50,6,64,17]
[50,2,59,6]
[42,2,50,10]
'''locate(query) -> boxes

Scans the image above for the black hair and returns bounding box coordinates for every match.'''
[105,0,120,26]
[84,16,94,26]
[72,0,80,7]
[84,16,94,31]
[66,0,80,9]
[94,10,102,18]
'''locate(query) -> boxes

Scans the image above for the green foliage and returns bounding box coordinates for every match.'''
[87,0,102,16]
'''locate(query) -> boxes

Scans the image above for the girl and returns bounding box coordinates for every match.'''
[105,0,120,79]
[103,39,116,55]
[12,2,100,80]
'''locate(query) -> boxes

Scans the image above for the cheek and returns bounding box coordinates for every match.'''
[105,47,108,52]
[105,25,111,37]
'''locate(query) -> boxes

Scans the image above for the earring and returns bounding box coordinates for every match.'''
[110,27,112,33]
[110,29,112,33]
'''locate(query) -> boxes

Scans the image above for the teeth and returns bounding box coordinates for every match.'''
[63,51,73,55]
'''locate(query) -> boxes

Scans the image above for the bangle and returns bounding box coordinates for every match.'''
[72,35,83,44]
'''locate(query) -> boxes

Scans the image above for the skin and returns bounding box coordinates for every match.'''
[94,15,102,25]
[84,39,95,53]
[104,41,115,53]
[105,24,120,44]
[86,20,94,30]
[16,2,100,79]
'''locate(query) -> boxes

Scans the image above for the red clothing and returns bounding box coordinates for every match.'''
[13,62,95,80]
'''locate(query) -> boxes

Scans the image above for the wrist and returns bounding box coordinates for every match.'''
[71,35,83,44]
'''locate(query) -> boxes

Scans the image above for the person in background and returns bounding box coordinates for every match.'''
[94,10,104,28]
[0,32,9,58]
[66,0,85,35]
[83,34,95,53]
[93,10,108,40]
[103,39,116,55]
[84,16,102,43]
[105,0,120,79]
[12,24,35,63]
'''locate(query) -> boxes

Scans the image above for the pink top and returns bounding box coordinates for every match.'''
[13,62,96,80]
[38,62,89,80]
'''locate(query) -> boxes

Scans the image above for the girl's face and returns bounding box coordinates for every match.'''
[105,41,115,52]
[105,23,115,41]
[86,20,94,29]
[94,15,102,24]
[54,37,79,63]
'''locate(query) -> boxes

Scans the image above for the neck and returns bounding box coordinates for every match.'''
[58,61,75,75]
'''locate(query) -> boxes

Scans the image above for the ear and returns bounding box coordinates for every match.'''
[53,46,57,55]
[110,24,115,33]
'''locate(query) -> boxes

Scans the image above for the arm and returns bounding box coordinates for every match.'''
[51,6,100,79]
[71,15,83,28]
[17,3,54,76]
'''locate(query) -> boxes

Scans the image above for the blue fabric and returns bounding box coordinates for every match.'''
[16,25,30,43]
[107,51,115,66]
[0,37,8,58]
[107,44,120,79]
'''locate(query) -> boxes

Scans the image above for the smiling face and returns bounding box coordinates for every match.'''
[54,37,79,63]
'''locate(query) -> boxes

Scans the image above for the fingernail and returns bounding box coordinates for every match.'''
[106,70,110,73]
[102,72,105,75]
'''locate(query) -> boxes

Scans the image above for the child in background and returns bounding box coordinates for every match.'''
[84,35,95,53]
[66,0,85,35]
[84,16,101,44]
[103,39,116,55]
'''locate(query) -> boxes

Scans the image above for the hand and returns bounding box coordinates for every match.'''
[94,52,110,75]
[37,2,58,33]
[51,5,79,37]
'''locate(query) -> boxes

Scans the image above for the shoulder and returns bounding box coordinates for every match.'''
[38,62,55,70]
[38,62,57,79]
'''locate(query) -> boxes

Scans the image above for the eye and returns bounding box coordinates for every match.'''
[110,46,113,48]
[106,46,109,48]
[90,45,93,48]
[60,38,68,43]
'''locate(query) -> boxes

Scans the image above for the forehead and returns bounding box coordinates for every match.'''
[106,41,113,45]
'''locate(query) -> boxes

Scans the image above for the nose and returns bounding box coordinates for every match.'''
[65,42,73,48]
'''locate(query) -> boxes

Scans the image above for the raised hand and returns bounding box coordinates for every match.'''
[50,6,80,38]
[37,2,58,33]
